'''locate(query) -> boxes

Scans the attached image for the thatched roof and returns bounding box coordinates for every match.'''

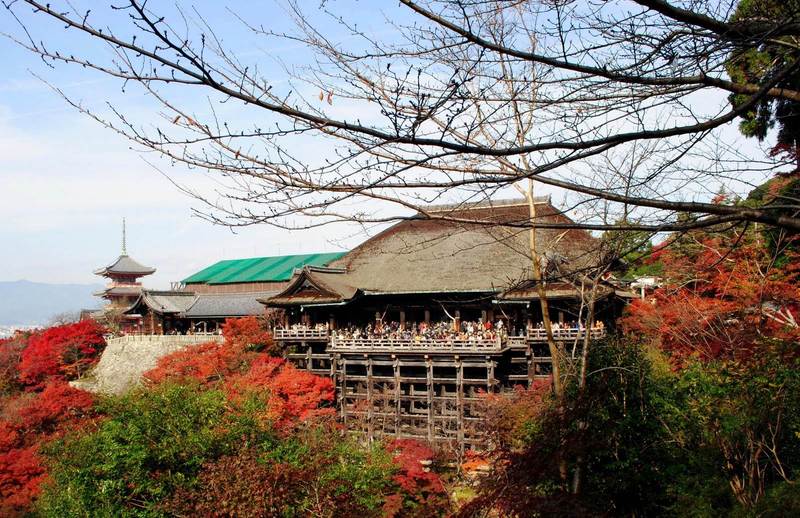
[266,198,600,306]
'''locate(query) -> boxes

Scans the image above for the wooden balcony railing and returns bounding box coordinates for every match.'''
[273,327,330,341]
[330,335,503,353]
[526,327,606,342]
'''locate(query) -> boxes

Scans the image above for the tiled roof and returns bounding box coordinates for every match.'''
[95,255,156,276]
[183,292,274,318]
[126,290,272,318]
[182,252,346,285]
[139,291,196,314]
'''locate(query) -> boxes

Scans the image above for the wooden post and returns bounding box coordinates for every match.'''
[424,309,431,324]
[393,356,401,438]
[527,355,534,388]
[305,343,312,372]
[426,356,434,443]
[366,355,374,442]
[399,310,406,330]
[456,356,464,446]
[329,315,335,330]
[340,357,348,425]
[486,356,495,393]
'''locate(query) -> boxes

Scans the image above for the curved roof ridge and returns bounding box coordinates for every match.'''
[423,196,550,214]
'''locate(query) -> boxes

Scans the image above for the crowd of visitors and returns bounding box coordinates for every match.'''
[529,320,605,332]
[332,319,507,342]
[277,319,605,342]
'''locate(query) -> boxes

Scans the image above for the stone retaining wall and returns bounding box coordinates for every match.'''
[71,334,222,395]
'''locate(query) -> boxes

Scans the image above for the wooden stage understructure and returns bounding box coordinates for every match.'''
[276,327,604,446]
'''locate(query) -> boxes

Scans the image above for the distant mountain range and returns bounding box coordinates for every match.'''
[0,280,103,326]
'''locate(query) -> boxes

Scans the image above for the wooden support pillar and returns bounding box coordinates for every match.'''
[366,355,374,442]
[486,356,495,393]
[456,356,464,446]
[424,309,431,324]
[329,314,335,330]
[527,355,534,388]
[558,310,565,324]
[487,309,494,322]
[426,356,434,443]
[330,351,338,379]
[393,356,401,438]
[454,310,461,332]
[481,310,487,322]
[399,310,406,330]
[340,357,348,425]
[305,343,312,372]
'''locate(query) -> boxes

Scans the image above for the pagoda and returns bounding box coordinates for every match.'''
[94,219,155,331]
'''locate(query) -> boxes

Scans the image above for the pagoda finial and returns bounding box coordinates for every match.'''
[122,217,127,255]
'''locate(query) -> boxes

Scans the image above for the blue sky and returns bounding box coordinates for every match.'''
[0,1,777,288]
[0,1,401,288]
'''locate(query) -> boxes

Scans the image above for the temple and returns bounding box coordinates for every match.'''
[118,253,346,334]
[93,199,634,447]
[262,197,632,446]
[93,219,157,332]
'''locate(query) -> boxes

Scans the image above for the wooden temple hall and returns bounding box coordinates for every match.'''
[262,197,631,446]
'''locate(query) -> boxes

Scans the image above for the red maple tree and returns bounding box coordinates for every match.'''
[622,230,800,365]
[0,381,95,516]
[144,317,274,386]
[17,321,106,389]
[224,356,335,430]
[383,439,450,517]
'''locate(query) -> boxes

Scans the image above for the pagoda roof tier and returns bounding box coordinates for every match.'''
[95,254,156,277]
[94,285,144,297]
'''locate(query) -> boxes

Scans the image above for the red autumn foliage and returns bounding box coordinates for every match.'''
[17,321,106,389]
[144,339,252,386]
[12,381,94,434]
[0,445,46,517]
[222,316,275,353]
[224,356,335,430]
[622,231,800,365]
[144,317,275,386]
[0,381,95,516]
[384,439,449,518]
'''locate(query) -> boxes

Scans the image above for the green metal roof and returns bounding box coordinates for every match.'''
[182,252,346,285]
